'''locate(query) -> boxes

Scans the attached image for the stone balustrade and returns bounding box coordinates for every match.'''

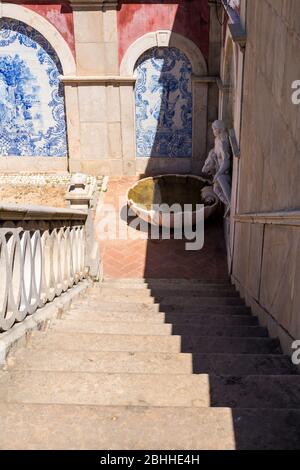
[0,204,90,332]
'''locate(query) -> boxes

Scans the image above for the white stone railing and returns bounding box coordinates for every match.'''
[0,204,91,332]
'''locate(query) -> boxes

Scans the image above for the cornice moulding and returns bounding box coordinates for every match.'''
[60,75,136,85]
[69,0,118,10]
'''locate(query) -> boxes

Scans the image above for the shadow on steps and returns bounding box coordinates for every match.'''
[143,275,300,449]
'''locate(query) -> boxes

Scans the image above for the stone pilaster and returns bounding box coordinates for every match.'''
[206,2,223,153]
[70,0,119,76]
[68,0,122,174]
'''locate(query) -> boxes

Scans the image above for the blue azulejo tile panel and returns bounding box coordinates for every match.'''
[135,47,193,158]
[0,19,67,157]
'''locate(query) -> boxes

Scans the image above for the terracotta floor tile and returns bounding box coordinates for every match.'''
[96,177,228,280]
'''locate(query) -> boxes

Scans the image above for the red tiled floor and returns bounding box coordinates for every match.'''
[96,177,228,280]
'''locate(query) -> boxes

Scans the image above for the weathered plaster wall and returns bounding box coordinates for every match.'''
[4,1,75,55]
[232,0,300,354]
[117,0,209,65]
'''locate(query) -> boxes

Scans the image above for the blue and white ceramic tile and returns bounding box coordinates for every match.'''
[0,19,67,157]
[135,47,193,158]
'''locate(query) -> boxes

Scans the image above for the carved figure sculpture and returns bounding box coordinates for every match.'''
[202,120,232,217]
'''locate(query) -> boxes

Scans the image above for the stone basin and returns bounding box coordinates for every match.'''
[127,174,219,228]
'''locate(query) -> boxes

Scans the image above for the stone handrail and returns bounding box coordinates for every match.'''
[0,204,89,331]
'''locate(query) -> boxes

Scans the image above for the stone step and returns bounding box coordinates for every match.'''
[209,375,300,409]
[65,308,167,323]
[51,320,172,336]
[10,349,294,376]
[158,296,244,306]
[64,309,259,326]
[180,337,281,354]
[0,371,299,409]
[0,370,210,407]
[96,286,239,298]
[100,282,237,293]
[161,304,249,313]
[70,300,249,315]
[93,293,244,305]
[72,301,160,314]
[11,349,194,375]
[30,331,280,355]
[1,404,300,449]
[53,319,267,338]
[164,313,258,326]
[103,278,231,286]
[171,325,268,338]
[192,354,295,376]
[29,331,182,353]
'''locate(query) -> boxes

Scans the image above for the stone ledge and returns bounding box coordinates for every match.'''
[0,157,68,173]
[0,280,91,365]
[192,75,220,84]
[234,211,300,227]
[60,75,136,85]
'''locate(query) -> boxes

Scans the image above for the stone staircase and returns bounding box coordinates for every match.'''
[0,278,300,449]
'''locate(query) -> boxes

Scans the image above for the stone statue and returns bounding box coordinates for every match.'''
[202,120,232,217]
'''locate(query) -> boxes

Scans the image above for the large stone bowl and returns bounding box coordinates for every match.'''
[127,174,219,228]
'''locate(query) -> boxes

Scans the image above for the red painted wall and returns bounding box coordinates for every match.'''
[117,0,210,65]
[4,2,75,56]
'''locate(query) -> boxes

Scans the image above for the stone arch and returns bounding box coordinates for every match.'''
[0,4,79,169]
[120,30,207,77]
[1,3,76,75]
[0,17,68,157]
[120,31,208,173]
[135,46,193,158]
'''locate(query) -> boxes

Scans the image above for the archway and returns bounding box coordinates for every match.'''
[1,3,75,75]
[0,4,78,168]
[120,30,208,173]
[0,18,67,157]
[135,46,193,159]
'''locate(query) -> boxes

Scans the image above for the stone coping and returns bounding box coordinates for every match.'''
[234,211,300,226]
[0,204,88,221]
[60,75,219,86]
[0,173,101,186]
